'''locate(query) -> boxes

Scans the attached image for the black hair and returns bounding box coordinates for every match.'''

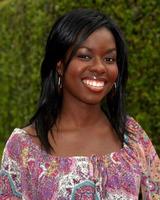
[30,8,128,153]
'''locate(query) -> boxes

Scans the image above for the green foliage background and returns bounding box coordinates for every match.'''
[0,0,160,158]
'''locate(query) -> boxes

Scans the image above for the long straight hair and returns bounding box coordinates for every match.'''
[30,8,128,153]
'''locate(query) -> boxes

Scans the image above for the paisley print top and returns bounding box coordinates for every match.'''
[0,117,160,200]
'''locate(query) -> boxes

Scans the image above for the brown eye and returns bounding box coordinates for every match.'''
[77,54,91,61]
[104,57,116,63]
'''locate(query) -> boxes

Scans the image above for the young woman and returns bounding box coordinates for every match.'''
[0,8,159,200]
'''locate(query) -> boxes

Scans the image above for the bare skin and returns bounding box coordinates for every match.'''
[24,108,122,157]
[48,103,122,156]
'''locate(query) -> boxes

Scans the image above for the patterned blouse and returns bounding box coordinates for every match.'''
[0,117,160,200]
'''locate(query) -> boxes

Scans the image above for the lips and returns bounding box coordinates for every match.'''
[82,78,105,92]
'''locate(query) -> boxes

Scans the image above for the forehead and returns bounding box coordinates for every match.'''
[80,27,116,50]
[65,27,116,64]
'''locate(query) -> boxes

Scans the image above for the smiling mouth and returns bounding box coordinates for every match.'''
[82,79,105,92]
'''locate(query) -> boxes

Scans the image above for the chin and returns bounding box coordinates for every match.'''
[81,97,104,106]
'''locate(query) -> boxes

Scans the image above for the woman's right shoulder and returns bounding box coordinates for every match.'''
[6,127,31,145]
[3,126,42,161]
[2,127,33,162]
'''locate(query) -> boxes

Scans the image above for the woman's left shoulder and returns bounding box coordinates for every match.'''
[125,116,158,155]
[126,116,144,134]
[126,116,151,146]
[126,116,148,139]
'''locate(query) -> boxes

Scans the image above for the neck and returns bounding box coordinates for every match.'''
[58,99,106,129]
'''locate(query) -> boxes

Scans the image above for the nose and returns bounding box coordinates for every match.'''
[89,57,106,74]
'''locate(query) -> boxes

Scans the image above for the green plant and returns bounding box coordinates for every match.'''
[0,0,160,157]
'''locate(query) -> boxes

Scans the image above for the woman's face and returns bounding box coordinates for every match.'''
[60,27,118,106]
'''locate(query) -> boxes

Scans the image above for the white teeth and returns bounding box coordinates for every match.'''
[83,79,104,87]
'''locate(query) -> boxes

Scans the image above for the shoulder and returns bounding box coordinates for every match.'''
[23,125,42,147]
[125,116,151,148]
[2,128,31,163]
[126,116,144,134]
[125,116,157,156]
[126,116,148,140]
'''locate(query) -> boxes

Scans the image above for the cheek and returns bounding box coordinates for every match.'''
[66,60,84,76]
[63,62,82,85]
[108,65,118,82]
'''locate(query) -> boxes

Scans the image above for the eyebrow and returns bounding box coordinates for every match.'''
[79,46,117,54]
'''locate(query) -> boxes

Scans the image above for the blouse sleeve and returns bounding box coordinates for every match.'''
[0,132,22,199]
[127,117,160,200]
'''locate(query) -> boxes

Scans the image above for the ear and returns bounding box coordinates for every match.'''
[56,60,64,76]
